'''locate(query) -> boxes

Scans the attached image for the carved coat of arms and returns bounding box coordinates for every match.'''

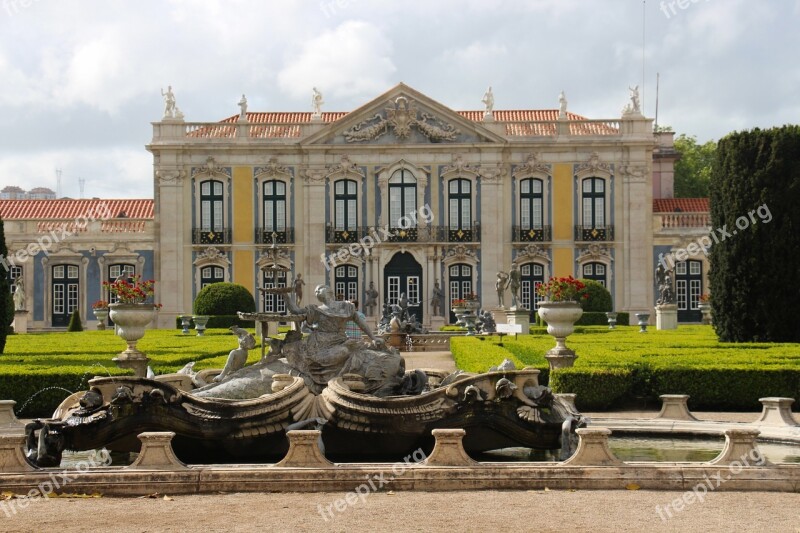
[344,97,459,143]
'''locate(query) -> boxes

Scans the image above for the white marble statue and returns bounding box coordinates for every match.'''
[13,278,25,311]
[161,86,177,119]
[559,90,568,117]
[311,87,324,118]
[482,86,494,115]
[238,94,248,119]
[628,85,641,114]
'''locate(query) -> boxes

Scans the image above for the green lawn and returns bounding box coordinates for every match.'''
[452,326,800,411]
[0,328,262,417]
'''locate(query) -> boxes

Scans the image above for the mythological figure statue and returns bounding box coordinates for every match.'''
[496,271,509,307]
[431,280,443,317]
[161,86,176,119]
[293,274,306,304]
[655,264,675,305]
[311,87,324,118]
[364,281,379,317]
[508,263,521,308]
[628,85,641,114]
[13,278,25,311]
[238,94,248,119]
[558,90,568,117]
[482,86,494,116]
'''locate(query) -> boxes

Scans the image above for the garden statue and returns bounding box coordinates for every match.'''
[13,277,25,310]
[478,310,496,333]
[655,264,676,305]
[559,90,568,117]
[293,274,306,304]
[311,87,324,117]
[431,280,443,317]
[212,326,257,383]
[495,271,509,307]
[364,281,379,316]
[629,85,641,113]
[508,263,521,308]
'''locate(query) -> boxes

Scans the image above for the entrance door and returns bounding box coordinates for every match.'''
[448,263,473,323]
[52,264,79,327]
[675,260,702,322]
[384,252,423,323]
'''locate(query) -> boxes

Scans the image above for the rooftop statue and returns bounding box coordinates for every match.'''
[482,86,494,115]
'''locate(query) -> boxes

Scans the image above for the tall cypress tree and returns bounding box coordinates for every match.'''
[709,125,800,342]
[0,218,9,353]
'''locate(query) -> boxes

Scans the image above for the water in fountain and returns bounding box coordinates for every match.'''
[15,386,75,416]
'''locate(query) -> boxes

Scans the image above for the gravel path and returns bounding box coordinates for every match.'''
[2,490,798,532]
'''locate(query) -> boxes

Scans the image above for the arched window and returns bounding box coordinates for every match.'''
[263,269,287,313]
[263,180,286,233]
[200,180,224,231]
[334,179,358,231]
[108,264,136,303]
[388,169,417,228]
[581,178,605,228]
[582,262,606,286]
[448,263,473,322]
[520,178,543,230]
[334,265,358,302]
[520,263,545,311]
[200,266,225,289]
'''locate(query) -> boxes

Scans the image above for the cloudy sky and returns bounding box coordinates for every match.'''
[0,0,798,199]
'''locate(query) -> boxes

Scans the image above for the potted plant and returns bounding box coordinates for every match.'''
[536,276,588,369]
[103,275,161,377]
[451,293,480,334]
[92,300,109,330]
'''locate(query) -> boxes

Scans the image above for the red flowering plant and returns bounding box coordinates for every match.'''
[452,293,479,307]
[103,274,161,307]
[92,300,109,309]
[699,293,710,303]
[536,276,589,303]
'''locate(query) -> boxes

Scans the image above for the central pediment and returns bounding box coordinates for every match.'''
[302,83,506,146]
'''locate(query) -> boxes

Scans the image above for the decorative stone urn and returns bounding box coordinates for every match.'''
[636,312,650,333]
[109,303,157,377]
[193,315,210,336]
[698,302,712,325]
[605,311,618,329]
[537,301,583,369]
[93,308,109,331]
[179,315,192,335]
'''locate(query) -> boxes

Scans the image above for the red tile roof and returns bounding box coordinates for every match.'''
[186,109,616,139]
[653,198,709,212]
[0,199,154,220]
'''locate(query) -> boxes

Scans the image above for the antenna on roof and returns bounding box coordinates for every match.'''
[78,177,86,199]
[654,72,660,132]
[56,168,62,199]
[642,0,646,110]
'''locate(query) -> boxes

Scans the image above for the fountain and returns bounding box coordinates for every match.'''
[20,280,584,466]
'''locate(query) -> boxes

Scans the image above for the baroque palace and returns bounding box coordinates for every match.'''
[1,83,710,330]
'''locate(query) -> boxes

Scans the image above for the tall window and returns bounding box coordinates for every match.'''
[200,179,224,231]
[389,169,417,228]
[201,266,225,289]
[263,180,286,233]
[582,178,605,228]
[582,262,606,286]
[520,178,544,229]
[448,179,471,229]
[9,266,22,294]
[334,265,358,302]
[108,264,135,303]
[334,179,358,230]
[263,269,287,313]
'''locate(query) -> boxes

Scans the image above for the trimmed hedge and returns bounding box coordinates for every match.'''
[450,336,526,373]
[576,311,630,326]
[549,368,633,410]
[193,283,256,316]
[176,315,255,329]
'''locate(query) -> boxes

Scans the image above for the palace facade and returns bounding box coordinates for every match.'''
[2,83,712,330]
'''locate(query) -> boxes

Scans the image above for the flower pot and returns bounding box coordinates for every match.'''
[109,303,156,377]
[179,315,193,334]
[93,308,109,331]
[193,315,210,336]
[537,301,583,369]
[698,302,712,325]
[605,311,618,329]
[636,312,650,333]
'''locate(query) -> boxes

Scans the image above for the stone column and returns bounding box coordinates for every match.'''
[303,169,328,288]
[478,169,505,304]
[154,168,188,328]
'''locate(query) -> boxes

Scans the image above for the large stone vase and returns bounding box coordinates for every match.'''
[537,301,583,370]
[109,303,156,377]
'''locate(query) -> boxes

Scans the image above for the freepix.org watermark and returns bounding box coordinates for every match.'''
[0,202,112,274]
[321,204,434,271]
[659,0,713,19]
[654,447,766,521]
[0,449,111,518]
[657,203,771,271]
[317,448,427,521]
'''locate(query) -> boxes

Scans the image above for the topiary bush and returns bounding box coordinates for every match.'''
[67,310,83,332]
[193,283,256,316]
[579,279,612,312]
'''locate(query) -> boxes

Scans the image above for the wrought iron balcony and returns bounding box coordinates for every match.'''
[446,224,480,242]
[325,226,368,244]
[255,228,295,244]
[574,225,615,242]
[192,228,231,245]
[512,225,552,243]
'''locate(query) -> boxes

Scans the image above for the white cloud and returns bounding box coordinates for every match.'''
[277,20,396,102]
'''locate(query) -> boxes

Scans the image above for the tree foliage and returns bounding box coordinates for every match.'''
[67,310,83,332]
[578,279,612,312]
[193,282,256,316]
[673,134,716,198]
[0,219,8,352]
[709,125,800,342]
